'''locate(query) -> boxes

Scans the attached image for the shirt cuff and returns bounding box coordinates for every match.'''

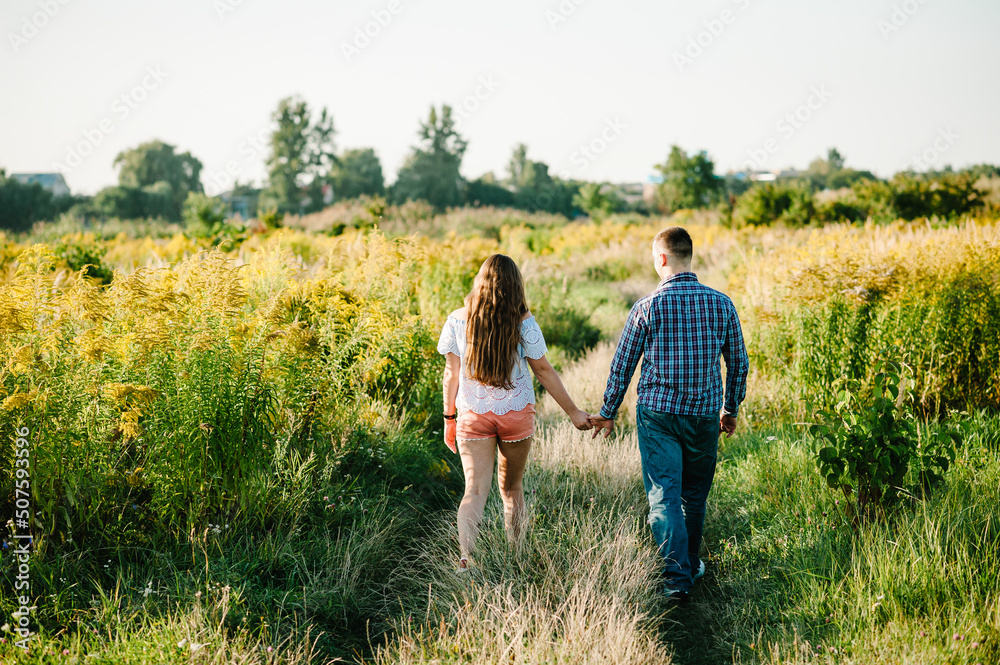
[599,405,617,420]
[723,407,738,417]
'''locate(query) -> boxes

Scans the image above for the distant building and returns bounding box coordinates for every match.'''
[10,172,70,197]
[218,188,259,219]
[642,174,663,204]
[612,182,645,206]
[299,183,333,211]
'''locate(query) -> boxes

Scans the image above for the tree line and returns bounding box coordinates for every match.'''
[1,95,997,232]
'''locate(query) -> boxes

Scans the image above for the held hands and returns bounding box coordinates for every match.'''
[588,415,614,439]
[570,409,593,431]
[444,418,457,454]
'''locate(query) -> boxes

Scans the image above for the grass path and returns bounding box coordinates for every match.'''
[373,345,1000,664]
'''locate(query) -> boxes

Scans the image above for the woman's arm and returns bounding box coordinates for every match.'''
[526,355,591,430]
[443,353,460,414]
[442,353,461,452]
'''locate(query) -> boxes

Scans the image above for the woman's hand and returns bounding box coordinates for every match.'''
[444,418,458,453]
[527,355,593,433]
[571,409,593,431]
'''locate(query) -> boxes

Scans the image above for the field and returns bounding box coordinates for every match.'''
[1,209,998,664]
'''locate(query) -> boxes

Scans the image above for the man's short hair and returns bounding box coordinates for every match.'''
[653,227,693,261]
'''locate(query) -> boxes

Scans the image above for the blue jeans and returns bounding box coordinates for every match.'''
[636,404,720,590]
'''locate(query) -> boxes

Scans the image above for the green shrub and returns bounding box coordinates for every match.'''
[52,232,114,284]
[848,173,985,222]
[733,182,814,227]
[811,356,962,519]
[815,198,867,224]
[94,183,175,221]
[534,305,601,362]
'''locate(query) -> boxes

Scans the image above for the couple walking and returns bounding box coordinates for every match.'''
[436,226,749,599]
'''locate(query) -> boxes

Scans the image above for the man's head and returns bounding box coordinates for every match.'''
[651,227,693,279]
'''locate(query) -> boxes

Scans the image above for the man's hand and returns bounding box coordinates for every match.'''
[589,415,614,439]
[444,418,457,453]
[720,413,737,438]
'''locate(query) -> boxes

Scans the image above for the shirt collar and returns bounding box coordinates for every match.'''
[655,271,698,290]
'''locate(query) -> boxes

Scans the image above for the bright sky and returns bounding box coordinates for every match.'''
[2,0,998,195]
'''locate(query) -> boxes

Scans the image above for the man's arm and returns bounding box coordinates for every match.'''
[720,301,749,436]
[591,301,647,437]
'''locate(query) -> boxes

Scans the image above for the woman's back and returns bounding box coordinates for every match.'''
[437,307,547,416]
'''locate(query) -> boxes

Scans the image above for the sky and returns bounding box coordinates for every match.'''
[2,0,999,196]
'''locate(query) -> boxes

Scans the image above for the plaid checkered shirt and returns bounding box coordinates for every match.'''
[599,272,749,419]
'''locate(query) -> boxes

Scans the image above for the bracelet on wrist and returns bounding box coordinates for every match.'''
[443,413,457,420]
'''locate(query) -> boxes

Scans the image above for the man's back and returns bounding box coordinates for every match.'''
[599,272,748,419]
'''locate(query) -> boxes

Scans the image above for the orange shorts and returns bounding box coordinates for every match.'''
[457,403,536,443]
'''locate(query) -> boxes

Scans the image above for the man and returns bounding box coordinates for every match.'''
[590,226,749,601]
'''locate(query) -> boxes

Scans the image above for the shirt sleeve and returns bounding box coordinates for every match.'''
[600,301,648,419]
[521,317,548,359]
[721,301,749,416]
[437,317,460,356]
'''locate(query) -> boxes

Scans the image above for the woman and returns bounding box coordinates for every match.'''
[437,254,592,572]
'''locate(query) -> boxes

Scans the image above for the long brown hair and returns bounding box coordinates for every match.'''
[464,254,528,389]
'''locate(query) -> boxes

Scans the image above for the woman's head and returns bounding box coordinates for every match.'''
[464,254,528,389]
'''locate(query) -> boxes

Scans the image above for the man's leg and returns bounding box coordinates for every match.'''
[680,414,720,575]
[635,405,690,590]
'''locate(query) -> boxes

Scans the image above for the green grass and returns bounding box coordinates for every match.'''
[0,428,464,663]
[3,386,996,664]
[369,402,999,664]
[3,216,998,663]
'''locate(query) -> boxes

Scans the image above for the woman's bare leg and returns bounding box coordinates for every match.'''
[496,436,533,545]
[457,437,497,561]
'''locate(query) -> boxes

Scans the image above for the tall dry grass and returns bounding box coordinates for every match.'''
[375,407,674,664]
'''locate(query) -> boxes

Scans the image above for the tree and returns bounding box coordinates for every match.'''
[733,182,814,227]
[392,105,467,210]
[260,97,337,214]
[827,147,845,172]
[504,143,580,217]
[329,148,385,200]
[572,182,624,220]
[807,148,874,191]
[654,146,721,212]
[0,169,72,232]
[113,140,203,220]
[93,182,174,220]
[465,172,515,208]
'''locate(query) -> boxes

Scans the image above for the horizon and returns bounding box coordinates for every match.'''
[2,0,998,196]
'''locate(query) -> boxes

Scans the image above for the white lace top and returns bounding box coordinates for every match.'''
[437,313,548,415]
